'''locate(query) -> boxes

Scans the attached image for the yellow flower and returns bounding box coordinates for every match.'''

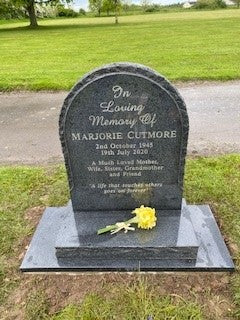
[97,205,157,235]
[132,205,157,229]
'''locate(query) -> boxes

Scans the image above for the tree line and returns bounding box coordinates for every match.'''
[0,0,239,28]
[0,0,124,26]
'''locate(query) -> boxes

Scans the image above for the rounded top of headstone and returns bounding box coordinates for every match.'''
[59,62,189,211]
[61,62,186,112]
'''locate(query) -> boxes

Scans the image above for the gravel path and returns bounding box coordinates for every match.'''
[0,81,239,164]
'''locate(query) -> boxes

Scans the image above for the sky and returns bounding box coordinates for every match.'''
[72,0,181,11]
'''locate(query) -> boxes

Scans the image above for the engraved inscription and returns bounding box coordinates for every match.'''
[70,84,178,196]
[60,65,188,211]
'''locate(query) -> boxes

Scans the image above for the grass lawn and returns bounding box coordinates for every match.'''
[0,9,240,90]
[0,155,239,319]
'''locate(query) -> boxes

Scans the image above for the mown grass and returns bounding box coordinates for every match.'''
[0,9,240,90]
[0,154,240,319]
[51,283,203,320]
[0,165,69,256]
[0,165,69,304]
[24,279,203,320]
[185,155,240,257]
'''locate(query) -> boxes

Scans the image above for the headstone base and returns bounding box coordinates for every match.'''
[20,203,234,272]
[55,203,199,262]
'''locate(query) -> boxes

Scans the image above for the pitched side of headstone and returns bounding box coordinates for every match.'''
[59,63,189,212]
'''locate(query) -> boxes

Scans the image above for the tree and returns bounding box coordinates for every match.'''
[121,0,131,13]
[11,0,71,28]
[232,0,240,8]
[102,0,115,15]
[0,0,26,19]
[113,0,121,24]
[140,0,151,11]
[89,0,121,23]
[89,0,102,16]
[195,0,226,9]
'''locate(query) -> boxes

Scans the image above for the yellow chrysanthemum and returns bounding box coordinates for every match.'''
[132,205,157,229]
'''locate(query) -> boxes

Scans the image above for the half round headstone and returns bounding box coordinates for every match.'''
[59,63,189,212]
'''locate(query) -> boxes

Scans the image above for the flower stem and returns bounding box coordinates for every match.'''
[97,217,138,235]
[97,224,117,235]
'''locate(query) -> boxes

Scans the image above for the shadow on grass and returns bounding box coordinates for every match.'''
[0,19,161,33]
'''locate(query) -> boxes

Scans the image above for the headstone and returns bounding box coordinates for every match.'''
[59,63,188,212]
[20,63,234,272]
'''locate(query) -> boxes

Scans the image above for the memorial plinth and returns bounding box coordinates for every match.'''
[21,63,234,272]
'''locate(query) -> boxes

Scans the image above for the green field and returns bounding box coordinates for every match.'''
[0,9,240,90]
[0,155,240,319]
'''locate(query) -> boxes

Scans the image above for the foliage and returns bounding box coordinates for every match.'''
[232,0,240,8]
[35,3,58,18]
[121,2,142,12]
[57,4,78,17]
[145,4,161,12]
[121,0,133,12]
[0,0,26,19]
[140,0,152,11]
[11,0,63,10]
[12,0,62,6]
[11,0,73,27]
[89,0,103,16]
[195,0,227,9]
[89,0,122,18]
[143,3,183,12]
[102,0,115,15]
[79,8,86,15]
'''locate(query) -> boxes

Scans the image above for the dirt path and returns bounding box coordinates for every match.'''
[0,81,239,164]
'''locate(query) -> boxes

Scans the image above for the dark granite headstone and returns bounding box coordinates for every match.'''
[20,63,234,272]
[59,63,188,212]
